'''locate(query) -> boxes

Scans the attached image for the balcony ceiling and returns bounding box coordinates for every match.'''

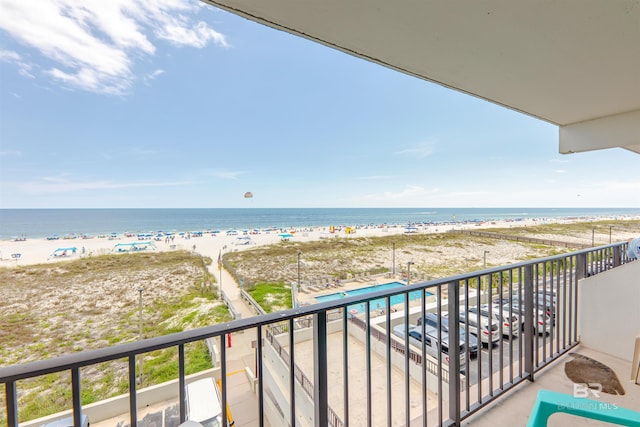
[203,0,640,155]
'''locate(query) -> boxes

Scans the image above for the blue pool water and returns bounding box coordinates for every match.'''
[315,282,431,313]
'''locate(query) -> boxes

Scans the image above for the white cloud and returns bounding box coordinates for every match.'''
[143,69,165,85]
[554,169,567,173]
[355,175,393,181]
[359,185,437,201]
[0,49,35,78]
[17,176,193,193]
[212,170,247,180]
[395,142,435,158]
[0,0,228,95]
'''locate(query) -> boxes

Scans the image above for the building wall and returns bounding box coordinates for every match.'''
[578,261,640,362]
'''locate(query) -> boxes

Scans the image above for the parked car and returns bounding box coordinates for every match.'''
[393,324,466,373]
[416,312,479,356]
[468,304,520,337]
[42,415,90,427]
[499,295,555,321]
[496,298,552,335]
[455,310,501,346]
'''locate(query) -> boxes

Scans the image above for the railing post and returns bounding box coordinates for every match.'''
[179,344,186,423]
[313,311,328,427]
[71,367,82,427]
[128,355,138,426]
[523,265,534,381]
[6,381,18,427]
[575,253,587,280]
[448,280,461,425]
[613,245,622,267]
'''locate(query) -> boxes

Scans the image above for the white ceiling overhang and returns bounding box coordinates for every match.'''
[202,1,640,155]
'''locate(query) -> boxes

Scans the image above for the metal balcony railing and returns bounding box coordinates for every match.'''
[0,243,631,427]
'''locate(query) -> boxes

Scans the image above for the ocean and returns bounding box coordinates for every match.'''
[1,208,638,240]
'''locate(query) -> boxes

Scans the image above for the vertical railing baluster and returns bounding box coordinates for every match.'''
[257,326,264,427]
[71,367,81,427]
[221,335,228,427]
[448,280,461,425]
[542,262,548,363]
[6,381,18,427]
[436,285,443,425]
[487,273,493,396]
[178,344,186,423]
[129,355,137,426]
[474,276,481,404]
[551,260,564,354]
[498,271,504,390]
[289,318,296,427]
[421,288,428,423]
[508,269,514,384]
[568,256,574,346]
[464,279,470,412]
[562,257,568,350]
[518,267,523,379]
[403,293,409,427]
[343,309,350,427]
[365,301,372,427]
[533,263,539,369]
[314,311,328,427]
[573,257,579,345]
[523,265,534,381]
[385,296,392,427]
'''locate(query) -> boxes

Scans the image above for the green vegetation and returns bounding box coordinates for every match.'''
[247,282,293,313]
[0,251,231,424]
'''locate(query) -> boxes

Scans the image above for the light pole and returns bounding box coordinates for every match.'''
[218,248,223,301]
[407,261,414,285]
[137,287,143,385]
[483,250,490,299]
[609,226,613,244]
[294,250,301,309]
[392,242,396,276]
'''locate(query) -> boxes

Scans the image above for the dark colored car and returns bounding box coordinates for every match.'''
[417,312,479,356]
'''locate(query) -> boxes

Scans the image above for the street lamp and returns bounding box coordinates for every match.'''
[609,226,613,244]
[137,287,143,385]
[407,261,414,285]
[592,228,595,247]
[483,250,490,300]
[392,242,396,276]
[294,250,301,309]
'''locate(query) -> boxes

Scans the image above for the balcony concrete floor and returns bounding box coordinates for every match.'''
[462,345,640,426]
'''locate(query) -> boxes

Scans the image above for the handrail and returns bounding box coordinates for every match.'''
[0,242,630,427]
[1,242,627,383]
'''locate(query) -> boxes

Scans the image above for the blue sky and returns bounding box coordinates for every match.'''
[0,1,638,209]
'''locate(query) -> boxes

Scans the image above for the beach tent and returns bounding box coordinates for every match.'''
[112,242,156,253]
[50,247,77,258]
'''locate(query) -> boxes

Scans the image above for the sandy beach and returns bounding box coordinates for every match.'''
[1,216,637,271]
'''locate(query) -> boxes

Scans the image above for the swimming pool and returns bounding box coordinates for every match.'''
[315,282,431,313]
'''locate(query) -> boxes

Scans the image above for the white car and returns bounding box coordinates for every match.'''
[498,301,552,335]
[468,304,520,337]
[455,310,501,345]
